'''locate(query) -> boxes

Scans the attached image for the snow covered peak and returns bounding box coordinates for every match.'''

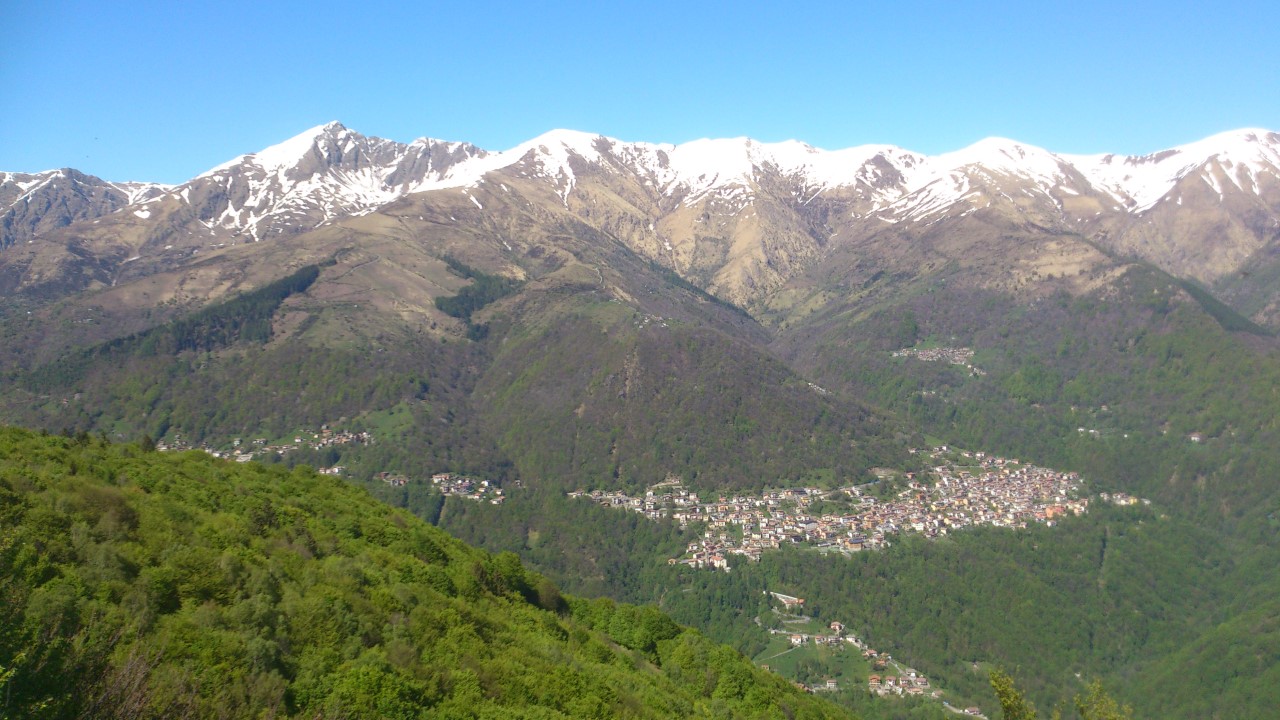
[1161,127,1279,163]
[420,132,926,205]
[933,137,1070,184]
[860,138,1078,223]
[166,124,491,241]
[523,129,606,152]
[1,169,169,249]
[1065,128,1280,211]
[1,168,168,211]
[652,138,909,190]
[396,129,609,202]
[659,137,758,195]
[200,123,333,177]
[250,121,351,171]
[514,129,608,177]
[478,133,930,205]
[941,137,1039,166]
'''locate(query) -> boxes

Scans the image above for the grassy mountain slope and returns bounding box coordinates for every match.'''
[0,426,852,719]
[0,207,906,496]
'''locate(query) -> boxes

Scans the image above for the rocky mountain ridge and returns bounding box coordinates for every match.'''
[1,168,167,249]
[10,125,1278,234]
[4,124,1279,323]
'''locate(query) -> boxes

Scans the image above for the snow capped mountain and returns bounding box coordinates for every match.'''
[406,127,1279,228]
[1,169,167,249]
[162,122,489,241]
[484,132,925,207]
[4,123,1280,320]
[13,123,1274,249]
[1065,128,1280,212]
[1,169,163,208]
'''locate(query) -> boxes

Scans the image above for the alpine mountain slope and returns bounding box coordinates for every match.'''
[4,124,1280,718]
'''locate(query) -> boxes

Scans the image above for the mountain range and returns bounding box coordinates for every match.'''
[4,123,1279,320]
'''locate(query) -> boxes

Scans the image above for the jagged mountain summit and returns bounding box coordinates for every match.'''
[1068,128,1280,211]
[1,169,167,249]
[188,121,489,241]
[11,123,1278,238]
[3,123,1279,322]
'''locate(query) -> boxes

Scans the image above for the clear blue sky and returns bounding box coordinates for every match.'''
[2,0,1277,183]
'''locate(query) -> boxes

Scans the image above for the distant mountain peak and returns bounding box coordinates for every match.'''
[200,121,358,177]
[1,169,168,249]
[525,128,606,148]
[1062,129,1280,211]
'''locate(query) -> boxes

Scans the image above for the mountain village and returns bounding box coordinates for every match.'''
[891,346,987,376]
[156,425,371,462]
[157,426,507,504]
[572,447,1088,570]
[757,591,989,717]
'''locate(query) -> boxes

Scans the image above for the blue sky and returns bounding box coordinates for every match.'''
[2,0,1277,183]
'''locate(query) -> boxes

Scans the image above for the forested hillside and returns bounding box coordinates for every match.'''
[10,249,1280,718]
[0,427,853,719]
[1,259,907,495]
[429,485,1250,716]
[783,264,1280,535]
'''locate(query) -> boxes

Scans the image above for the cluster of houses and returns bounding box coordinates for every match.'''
[891,345,987,376]
[160,429,506,505]
[573,447,1088,571]
[760,593,954,706]
[1100,491,1148,506]
[158,425,372,463]
[569,478,699,515]
[868,671,930,697]
[428,472,506,504]
[791,623,944,703]
[374,471,506,504]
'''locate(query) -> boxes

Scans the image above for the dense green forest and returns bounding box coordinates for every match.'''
[0,426,854,719]
[427,488,1247,717]
[475,308,912,494]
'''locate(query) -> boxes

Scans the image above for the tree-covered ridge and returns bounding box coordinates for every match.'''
[0,286,905,498]
[104,262,320,357]
[0,427,853,719]
[477,307,909,494]
[19,261,328,399]
[434,255,522,339]
[151,262,327,353]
